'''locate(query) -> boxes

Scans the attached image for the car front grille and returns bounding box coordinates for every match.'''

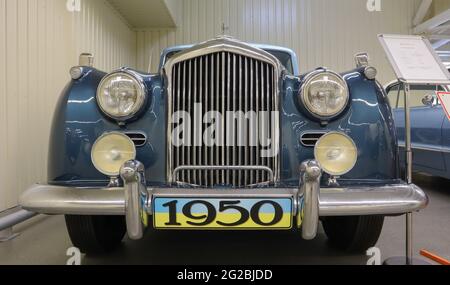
[167,49,280,188]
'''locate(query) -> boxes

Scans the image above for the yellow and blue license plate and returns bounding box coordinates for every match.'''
[153,198,293,229]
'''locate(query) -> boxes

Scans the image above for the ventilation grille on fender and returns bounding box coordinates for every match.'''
[300,132,326,147]
[125,132,147,147]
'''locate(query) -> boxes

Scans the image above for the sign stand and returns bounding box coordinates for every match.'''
[383,83,429,265]
[378,34,450,265]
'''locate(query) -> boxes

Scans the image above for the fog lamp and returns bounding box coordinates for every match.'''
[314,132,357,176]
[91,132,136,176]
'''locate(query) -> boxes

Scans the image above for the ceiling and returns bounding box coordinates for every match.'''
[107,0,177,29]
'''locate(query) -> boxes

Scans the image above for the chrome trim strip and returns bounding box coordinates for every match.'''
[264,63,269,182]
[232,54,237,186]
[182,61,187,182]
[215,53,220,185]
[398,142,450,154]
[209,54,214,186]
[204,56,209,185]
[21,183,428,217]
[272,62,281,182]
[226,52,231,185]
[200,57,207,184]
[238,55,243,186]
[176,64,181,180]
[193,58,198,185]
[244,57,249,185]
[221,52,226,184]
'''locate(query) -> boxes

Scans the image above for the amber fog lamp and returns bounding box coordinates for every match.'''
[91,132,136,176]
[314,132,357,176]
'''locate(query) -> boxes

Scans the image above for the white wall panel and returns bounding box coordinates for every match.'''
[137,0,419,84]
[433,0,450,14]
[0,0,136,211]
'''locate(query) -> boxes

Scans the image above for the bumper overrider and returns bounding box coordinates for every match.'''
[20,160,428,240]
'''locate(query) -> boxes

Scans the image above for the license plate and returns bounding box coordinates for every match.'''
[153,198,293,229]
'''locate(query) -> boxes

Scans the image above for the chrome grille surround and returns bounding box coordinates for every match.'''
[163,37,283,187]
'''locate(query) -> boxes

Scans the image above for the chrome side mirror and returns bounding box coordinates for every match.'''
[354,52,370,68]
[422,94,435,107]
[79,53,94,67]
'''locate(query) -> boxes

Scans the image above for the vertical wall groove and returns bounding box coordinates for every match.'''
[137,0,419,83]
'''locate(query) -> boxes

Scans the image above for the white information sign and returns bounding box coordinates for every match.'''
[378,34,450,85]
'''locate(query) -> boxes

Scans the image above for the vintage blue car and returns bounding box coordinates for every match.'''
[20,37,428,254]
[386,81,450,179]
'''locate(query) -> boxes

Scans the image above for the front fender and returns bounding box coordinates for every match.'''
[48,68,167,186]
[281,69,399,185]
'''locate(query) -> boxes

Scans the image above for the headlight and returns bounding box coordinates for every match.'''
[97,71,147,120]
[91,132,136,176]
[300,70,349,119]
[314,132,357,176]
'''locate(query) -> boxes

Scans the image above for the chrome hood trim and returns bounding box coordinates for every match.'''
[163,36,284,76]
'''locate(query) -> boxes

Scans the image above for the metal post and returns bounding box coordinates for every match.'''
[384,83,429,265]
[406,212,413,264]
[0,209,37,242]
[404,83,413,265]
[404,83,413,185]
[0,209,37,232]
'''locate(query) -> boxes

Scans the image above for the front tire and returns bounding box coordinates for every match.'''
[65,215,126,254]
[322,215,384,253]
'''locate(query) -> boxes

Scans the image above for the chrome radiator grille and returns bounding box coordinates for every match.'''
[167,51,279,187]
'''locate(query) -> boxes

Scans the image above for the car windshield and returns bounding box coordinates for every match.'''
[265,50,294,74]
[164,49,294,74]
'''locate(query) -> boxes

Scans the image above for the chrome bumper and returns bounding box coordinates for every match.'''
[20,160,428,240]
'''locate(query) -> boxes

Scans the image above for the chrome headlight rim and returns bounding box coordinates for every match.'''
[96,69,148,122]
[299,69,350,120]
[314,131,358,176]
[91,131,137,177]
